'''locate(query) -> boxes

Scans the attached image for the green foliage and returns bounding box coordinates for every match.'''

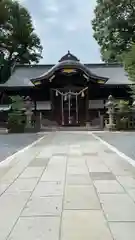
[8,112,25,126]
[128,85,135,100]
[10,96,24,111]
[115,116,129,130]
[92,0,135,62]
[8,112,26,133]
[0,0,43,83]
[117,100,130,112]
[8,96,25,132]
[0,0,10,28]
[123,43,135,82]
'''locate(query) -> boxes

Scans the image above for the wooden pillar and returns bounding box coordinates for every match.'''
[86,88,89,123]
[50,88,54,121]
[34,100,36,128]
[34,101,41,131]
[34,100,37,112]
[61,95,64,125]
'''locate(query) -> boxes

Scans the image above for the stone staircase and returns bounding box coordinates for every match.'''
[40,125,103,132]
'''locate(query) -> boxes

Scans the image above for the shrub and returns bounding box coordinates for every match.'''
[8,112,26,133]
[7,96,25,133]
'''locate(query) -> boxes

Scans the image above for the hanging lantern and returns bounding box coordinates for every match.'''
[81,91,85,98]
[56,90,58,96]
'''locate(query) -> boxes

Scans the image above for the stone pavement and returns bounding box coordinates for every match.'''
[0,132,135,240]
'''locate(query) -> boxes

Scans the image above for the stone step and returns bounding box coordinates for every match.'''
[40,126,103,132]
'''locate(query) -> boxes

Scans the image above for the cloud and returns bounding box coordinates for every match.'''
[18,0,101,63]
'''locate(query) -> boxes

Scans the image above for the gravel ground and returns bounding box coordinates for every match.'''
[95,131,135,160]
[0,133,43,162]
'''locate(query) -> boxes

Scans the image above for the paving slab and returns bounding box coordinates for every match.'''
[66,174,92,185]
[90,172,116,180]
[68,156,86,167]
[64,185,100,210]
[7,216,60,240]
[0,167,11,180]
[87,162,110,173]
[67,166,88,175]
[29,157,49,167]
[41,169,66,182]
[6,178,39,194]
[37,148,53,158]
[19,167,45,178]
[0,192,31,240]
[32,181,64,197]
[126,189,135,202]
[109,222,135,240]
[0,182,11,196]
[117,176,135,189]
[40,156,67,181]
[22,196,62,216]
[61,210,113,240]
[107,164,135,176]
[68,150,82,156]
[94,180,125,193]
[1,164,28,183]
[99,193,135,221]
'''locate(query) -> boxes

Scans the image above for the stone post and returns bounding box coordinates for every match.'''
[25,110,33,128]
[131,101,135,129]
[34,112,41,132]
[24,97,33,129]
[105,95,116,131]
[132,100,135,109]
[100,115,104,129]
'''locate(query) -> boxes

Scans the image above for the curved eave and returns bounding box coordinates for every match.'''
[30,60,109,85]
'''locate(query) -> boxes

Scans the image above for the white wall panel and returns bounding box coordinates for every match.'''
[36,101,51,110]
[89,100,104,109]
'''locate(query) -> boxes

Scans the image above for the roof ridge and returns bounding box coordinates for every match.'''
[15,62,123,68]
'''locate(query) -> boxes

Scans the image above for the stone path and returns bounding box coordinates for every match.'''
[0,131,135,239]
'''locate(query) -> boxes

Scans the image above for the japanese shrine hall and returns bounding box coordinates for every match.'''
[0,51,132,128]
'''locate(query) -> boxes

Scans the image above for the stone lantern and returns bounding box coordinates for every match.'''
[132,100,135,109]
[132,100,135,118]
[106,95,116,130]
[24,96,33,128]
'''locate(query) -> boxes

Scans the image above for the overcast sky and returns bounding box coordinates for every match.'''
[20,0,101,64]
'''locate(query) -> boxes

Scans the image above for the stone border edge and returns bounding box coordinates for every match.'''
[90,132,135,168]
[0,135,45,168]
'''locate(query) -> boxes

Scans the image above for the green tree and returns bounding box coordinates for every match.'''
[123,43,135,81]
[0,0,42,82]
[117,100,130,112]
[92,0,135,62]
[10,96,24,111]
[121,43,135,102]
[0,0,9,28]
[8,96,26,132]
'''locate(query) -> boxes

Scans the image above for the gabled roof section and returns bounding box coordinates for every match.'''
[0,58,132,87]
[0,65,51,87]
[30,59,108,85]
[86,63,131,85]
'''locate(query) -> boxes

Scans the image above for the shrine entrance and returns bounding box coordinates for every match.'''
[52,87,88,126]
[30,51,108,127]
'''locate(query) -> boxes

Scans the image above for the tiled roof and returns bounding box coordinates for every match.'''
[0,63,132,87]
